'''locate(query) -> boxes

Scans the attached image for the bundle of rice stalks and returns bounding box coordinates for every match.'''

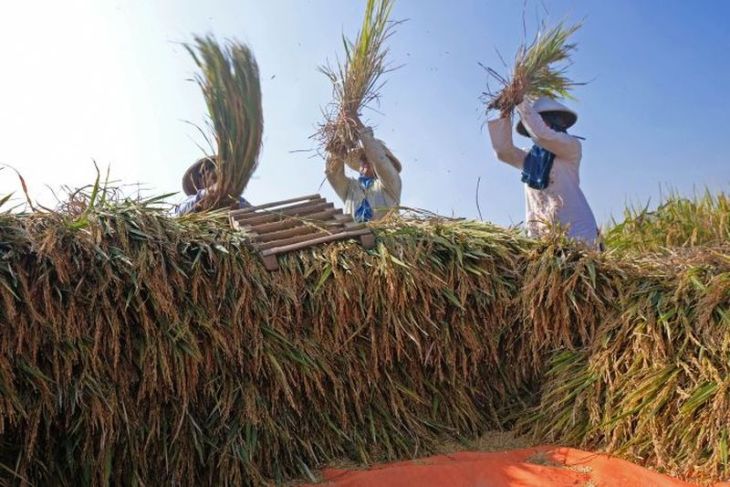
[484,22,582,116]
[505,235,626,386]
[0,188,534,485]
[1,186,728,485]
[185,35,263,211]
[316,0,398,157]
[521,258,730,482]
[604,191,729,253]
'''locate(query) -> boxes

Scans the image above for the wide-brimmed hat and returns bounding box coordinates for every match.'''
[182,155,217,196]
[344,140,402,173]
[516,97,578,137]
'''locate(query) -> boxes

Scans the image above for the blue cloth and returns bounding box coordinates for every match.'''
[354,175,376,222]
[520,121,569,190]
[521,145,555,190]
[354,199,374,222]
[175,190,251,216]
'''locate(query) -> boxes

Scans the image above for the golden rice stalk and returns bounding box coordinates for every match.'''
[316,0,398,157]
[2,183,729,485]
[485,22,583,116]
[185,35,263,211]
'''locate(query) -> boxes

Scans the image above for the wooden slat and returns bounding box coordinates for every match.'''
[245,208,342,235]
[261,228,372,257]
[257,230,333,251]
[253,220,366,243]
[232,198,327,224]
[236,202,334,227]
[253,224,321,243]
[229,194,321,216]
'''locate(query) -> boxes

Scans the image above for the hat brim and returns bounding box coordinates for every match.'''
[182,156,216,196]
[516,110,577,137]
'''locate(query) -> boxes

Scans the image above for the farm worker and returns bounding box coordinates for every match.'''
[487,97,600,246]
[325,125,402,222]
[175,155,252,216]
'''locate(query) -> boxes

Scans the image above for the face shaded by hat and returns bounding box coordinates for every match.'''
[343,140,402,175]
[516,97,578,137]
[182,156,218,196]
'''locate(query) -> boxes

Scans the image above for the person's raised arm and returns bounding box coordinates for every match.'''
[487,114,528,169]
[325,151,350,201]
[516,100,580,160]
[359,127,402,200]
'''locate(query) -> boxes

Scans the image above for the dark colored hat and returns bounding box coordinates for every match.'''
[516,97,578,137]
[182,155,217,196]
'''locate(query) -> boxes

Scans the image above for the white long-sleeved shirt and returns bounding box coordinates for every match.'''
[326,132,401,220]
[488,100,599,245]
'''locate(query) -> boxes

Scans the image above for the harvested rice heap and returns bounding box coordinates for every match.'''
[0,192,727,485]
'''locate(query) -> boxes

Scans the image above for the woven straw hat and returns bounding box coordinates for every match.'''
[516,97,578,137]
[182,155,217,196]
[344,140,402,173]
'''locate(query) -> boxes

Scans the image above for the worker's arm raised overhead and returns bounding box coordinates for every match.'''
[488,116,528,169]
[360,127,402,201]
[325,153,351,202]
[516,99,580,160]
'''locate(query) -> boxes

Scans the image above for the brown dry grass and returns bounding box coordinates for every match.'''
[0,191,727,485]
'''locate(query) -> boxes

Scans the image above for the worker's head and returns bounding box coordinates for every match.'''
[516,97,578,137]
[356,150,376,178]
[182,156,218,196]
[344,142,402,179]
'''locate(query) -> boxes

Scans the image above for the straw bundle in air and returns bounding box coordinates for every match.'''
[317,0,398,157]
[485,22,582,116]
[185,35,263,211]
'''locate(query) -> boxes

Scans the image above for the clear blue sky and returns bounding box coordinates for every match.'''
[0,0,727,226]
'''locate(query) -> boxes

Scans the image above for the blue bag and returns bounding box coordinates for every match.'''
[521,145,555,190]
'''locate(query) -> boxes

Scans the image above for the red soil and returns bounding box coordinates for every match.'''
[306,446,730,487]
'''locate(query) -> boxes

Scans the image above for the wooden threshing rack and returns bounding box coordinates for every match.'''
[229,194,376,271]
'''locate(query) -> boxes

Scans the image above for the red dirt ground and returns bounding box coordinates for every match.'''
[305,446,730,487]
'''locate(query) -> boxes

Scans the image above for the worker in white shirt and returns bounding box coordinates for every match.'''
[488,97,600,247]
[325,125,402,222]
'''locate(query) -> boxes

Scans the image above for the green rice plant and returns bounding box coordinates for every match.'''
[521,260,730,482]
[317,0,399,156]
[185,35,263,211]
[604,191,729,253]
[485,22,583,116]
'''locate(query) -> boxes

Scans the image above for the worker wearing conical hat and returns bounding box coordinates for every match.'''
[326,125,402,222]
[175,155,252,216]
[488,97,599,246]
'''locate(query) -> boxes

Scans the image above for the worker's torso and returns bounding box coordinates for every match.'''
[524,154,598,244]
[343,178,400,220]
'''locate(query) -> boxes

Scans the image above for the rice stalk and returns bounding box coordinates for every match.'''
[604,190,729,253]
[0,185,728,485]
[316,0,399,156]
[185,35,263,211]
[484,22,583,115]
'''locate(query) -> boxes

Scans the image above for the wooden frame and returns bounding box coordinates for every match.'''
[230,194,376,270]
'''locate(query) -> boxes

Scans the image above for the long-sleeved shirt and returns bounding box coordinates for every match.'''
[326,131,402,220]
[175,189,251,216]
[488,100,599,245]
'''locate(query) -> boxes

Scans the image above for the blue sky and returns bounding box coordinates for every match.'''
[0,0,727,226]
